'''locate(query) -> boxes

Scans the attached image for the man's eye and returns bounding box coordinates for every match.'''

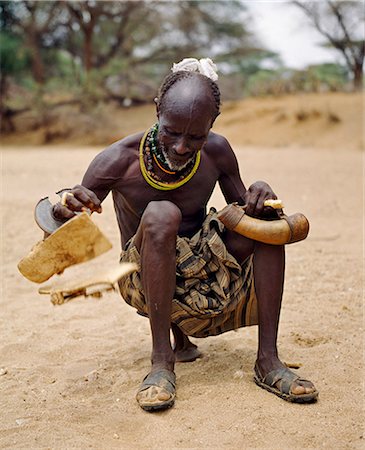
[166,129,179,136]
[190,135,205,141]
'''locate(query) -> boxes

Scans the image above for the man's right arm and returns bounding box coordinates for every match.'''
[52,141,127,221]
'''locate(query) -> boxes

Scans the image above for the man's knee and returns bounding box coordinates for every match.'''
[224,229,255,262]
[141,201,182,241]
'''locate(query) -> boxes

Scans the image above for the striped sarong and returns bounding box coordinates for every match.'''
[118,208,258,338]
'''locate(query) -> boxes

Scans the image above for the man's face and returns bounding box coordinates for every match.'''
[156,81,216,171]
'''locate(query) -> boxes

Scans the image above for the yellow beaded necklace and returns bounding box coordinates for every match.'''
[139,127,201,191]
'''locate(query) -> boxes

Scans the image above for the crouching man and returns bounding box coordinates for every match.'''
[51,58,318,411]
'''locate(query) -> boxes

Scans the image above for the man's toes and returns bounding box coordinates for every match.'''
[153,387,172,401]
[291,380,316,395]
[291,383,307,395]
[137,386,171,404]
[304,382,316,394]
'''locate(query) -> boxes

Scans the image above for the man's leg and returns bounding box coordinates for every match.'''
[134,200,181,371]
[133,201,181,409]
[171,323,202,362]
[224,230,316,396]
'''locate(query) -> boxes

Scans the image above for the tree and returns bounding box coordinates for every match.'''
[10,1,62,85]
[0,1,30,131]
[64,1,142,74]
[62,2,160,78]
[59,0,260,103]
[292,0,364,90]
[1,0,268,107]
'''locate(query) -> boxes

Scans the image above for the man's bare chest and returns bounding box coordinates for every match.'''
[115,158,219,218]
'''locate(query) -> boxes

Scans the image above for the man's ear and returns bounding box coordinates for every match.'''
[154,97,160,118]
[210,111,220,127]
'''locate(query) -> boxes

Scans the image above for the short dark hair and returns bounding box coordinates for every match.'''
[156,71,221,119]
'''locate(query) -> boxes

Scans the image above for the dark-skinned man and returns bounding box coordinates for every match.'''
[51,58,318,411]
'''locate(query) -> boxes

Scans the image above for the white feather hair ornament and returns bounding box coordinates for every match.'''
[171,58,218,81]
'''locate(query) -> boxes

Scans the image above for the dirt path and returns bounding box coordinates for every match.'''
[0,144,363,449]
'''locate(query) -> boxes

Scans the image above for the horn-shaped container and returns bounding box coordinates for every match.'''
[217,204,309,245]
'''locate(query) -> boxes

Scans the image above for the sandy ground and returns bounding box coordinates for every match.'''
[0,141,363,449]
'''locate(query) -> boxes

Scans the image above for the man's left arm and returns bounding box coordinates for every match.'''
[215,135,278,218]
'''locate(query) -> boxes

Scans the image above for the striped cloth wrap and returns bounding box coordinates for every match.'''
[118,208,258,338]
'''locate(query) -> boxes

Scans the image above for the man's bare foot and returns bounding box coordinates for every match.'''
[174,342,202,362]
[254,355,318,402]
[171,323,202,362]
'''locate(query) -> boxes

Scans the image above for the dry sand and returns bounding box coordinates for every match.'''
[1,96,364,449]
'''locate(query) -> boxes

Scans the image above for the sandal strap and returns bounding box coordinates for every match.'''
[263,367,300,395]
[139,369,176,394]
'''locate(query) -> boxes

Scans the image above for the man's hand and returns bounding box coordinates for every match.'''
[52,185,102,221]
[243,181,278,218]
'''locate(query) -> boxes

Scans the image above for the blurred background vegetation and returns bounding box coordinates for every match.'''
[0,0,363,144]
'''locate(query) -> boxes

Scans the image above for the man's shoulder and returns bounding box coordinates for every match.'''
[204,131,239,175]
[88,131,144,178]
[103,131,145,156]
[206,131,232,152]
[205,132,235,163]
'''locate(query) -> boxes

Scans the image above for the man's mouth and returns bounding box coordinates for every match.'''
[160,146,195,172]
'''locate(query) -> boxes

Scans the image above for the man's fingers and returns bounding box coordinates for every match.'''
[52,203,76,220]
[50,186,102,226]
[244,182,279,218]
[55,185,102,215]
[60,192,74,206]
[244,191,259,216]
[255,195,267,215]
[72,185,102,213]
[245,191,279,217]
[62,193,90,212]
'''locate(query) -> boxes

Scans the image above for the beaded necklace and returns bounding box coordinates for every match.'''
[148,123,175,173]
[153,153,176,175]
[139,125,201,191]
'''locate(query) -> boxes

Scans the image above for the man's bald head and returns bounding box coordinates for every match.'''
[156,71,221,122]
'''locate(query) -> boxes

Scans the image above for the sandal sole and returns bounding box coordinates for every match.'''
[254,376,319,403]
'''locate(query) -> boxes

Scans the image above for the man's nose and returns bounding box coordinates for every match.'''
[173,137,190,155]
